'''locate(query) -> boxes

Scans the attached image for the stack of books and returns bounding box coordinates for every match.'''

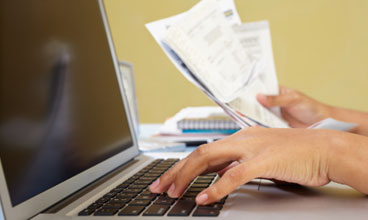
[177,114,240,134]
[158,106,240,137]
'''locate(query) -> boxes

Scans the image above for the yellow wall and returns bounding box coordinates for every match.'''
[104,0,368,123]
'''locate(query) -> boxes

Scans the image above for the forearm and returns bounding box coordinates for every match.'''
[328,132,368,194]
[327,105,368,136]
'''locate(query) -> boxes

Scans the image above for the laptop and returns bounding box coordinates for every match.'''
[0,0,367,219]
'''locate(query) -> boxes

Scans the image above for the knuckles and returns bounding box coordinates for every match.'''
[194,144,211,158]
[225,165,245,180]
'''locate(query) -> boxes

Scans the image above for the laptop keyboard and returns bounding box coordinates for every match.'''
[78,159,227,217]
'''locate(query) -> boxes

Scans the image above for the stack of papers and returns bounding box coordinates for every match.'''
[146,0,356,131]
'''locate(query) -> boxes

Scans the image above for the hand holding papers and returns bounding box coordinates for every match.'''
[146,0,356,131]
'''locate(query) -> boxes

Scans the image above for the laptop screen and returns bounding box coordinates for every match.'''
[0,0,134,206]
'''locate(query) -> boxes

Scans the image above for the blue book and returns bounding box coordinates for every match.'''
[182,129,240,134]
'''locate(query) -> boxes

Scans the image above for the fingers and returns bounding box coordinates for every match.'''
[281,110,308,128]
[165,142,243,198]
[201,161,234,176]
[217,161,240,177]
[149,134,243,195]
[257,85,300,109]
[257,92,297,108]
[150,128,264,199]
[195,158,266,205]
[149,157,188,193]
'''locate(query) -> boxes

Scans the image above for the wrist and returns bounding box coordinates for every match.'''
[326,131,350,184]
[321,104,335,119]
[327,132,368,194]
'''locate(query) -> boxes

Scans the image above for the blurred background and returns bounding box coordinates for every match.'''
[104,0,368,123]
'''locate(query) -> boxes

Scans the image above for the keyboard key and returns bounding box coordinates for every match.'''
[130,175,141,181]
[128,184,147,189]
[183,191,200,197]
[122,188,142,194]
[158,194,175,199]
[154,198,175,205]
[115,193,137,199]
[103,192,117,198]
[215,196,228,204]
[135,194,157,201]
[109,198,130,204]
[94,208,119,216]
[151,167,167,171]
[198,203,223,210]
[193,208,220,217]
[165,158,180,162]
[187,187,206,192]
[154,166,170,169]
[194,179,213,184]
[116,183,129,188]
[191,183,210,188]
[122,179,135,185]
[129,199,151,206]
[102,203,125,209]
[179,197,196,202]
[78,208,94,216]
[136,171,146,176]
[167,200,196,216]
[140,190,160,196]
[144,173,161,177]
[110,188,124,193]
[135,180,153,185]
[95,197,110,204]
[118,205,145,216]
[139,176,157,181]
[87,203,102,210]
[197,176,214,180]
[143,204,170,216]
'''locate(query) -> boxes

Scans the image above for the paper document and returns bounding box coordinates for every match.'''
[145,0,356,131]
[228,79,289,128]
[146,0,256,127]
[161,0,286,127]
[308,118,356,131]
[227,20,288,127]
[164,0,254,103]
[145,0,241,90]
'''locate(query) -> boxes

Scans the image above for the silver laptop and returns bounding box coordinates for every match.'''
[0,0,367,219]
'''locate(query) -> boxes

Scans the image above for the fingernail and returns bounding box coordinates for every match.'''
[167,183,176,197]
[196,193,208,204]
[149,178,160,191]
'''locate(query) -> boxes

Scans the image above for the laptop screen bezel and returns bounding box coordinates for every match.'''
[0,0,140,219]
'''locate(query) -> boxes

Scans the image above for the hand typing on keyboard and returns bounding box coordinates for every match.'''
[149,127,368,205]
[79,159,224,217]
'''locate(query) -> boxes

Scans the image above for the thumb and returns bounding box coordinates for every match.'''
[257,93,295,108]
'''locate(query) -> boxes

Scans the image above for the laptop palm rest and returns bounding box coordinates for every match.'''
[221,180,367,219]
